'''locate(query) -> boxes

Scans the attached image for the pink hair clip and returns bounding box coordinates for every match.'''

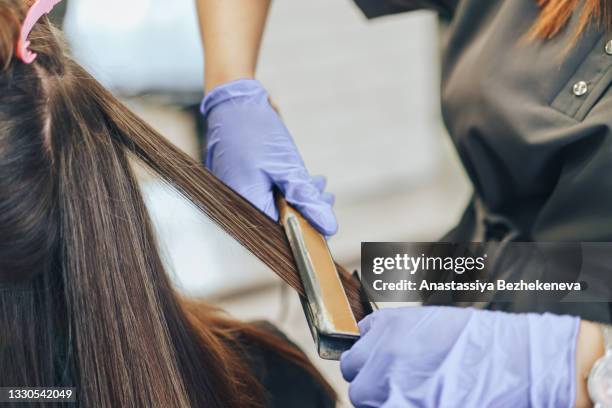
[16,0,63,64]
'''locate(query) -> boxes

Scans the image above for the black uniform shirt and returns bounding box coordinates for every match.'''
[356,0,612,242]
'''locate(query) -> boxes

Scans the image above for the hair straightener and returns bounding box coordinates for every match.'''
[276,196,374,360]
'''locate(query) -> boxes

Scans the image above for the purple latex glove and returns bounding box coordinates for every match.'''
[201,79,337,235]
[341,306,580,408]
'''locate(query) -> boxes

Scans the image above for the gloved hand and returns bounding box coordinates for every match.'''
[201,79,338,235]
[341,306,580,408]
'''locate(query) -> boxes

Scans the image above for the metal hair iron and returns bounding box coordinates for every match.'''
[276,196,373,360]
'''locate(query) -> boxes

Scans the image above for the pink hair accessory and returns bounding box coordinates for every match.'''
[16,0,63,64]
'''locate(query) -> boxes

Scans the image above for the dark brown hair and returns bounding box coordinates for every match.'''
[529,0,611,42]
[0,1,353,406]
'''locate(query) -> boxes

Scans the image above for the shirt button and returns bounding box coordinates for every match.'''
[573,80,588,96]
[606,40,612,55]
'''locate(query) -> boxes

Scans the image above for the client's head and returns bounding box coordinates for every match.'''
[0,0,61,284]
[0,1,332,407]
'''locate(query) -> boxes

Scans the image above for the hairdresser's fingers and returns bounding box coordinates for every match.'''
[379,382,412,408]
[272,170,338,235]
[311,178,336,217]
[212,166,279,220]
[340,311,391,382]
[340,325,383,382]
[343,308,425,382]
[310,176,336,213]
[311,175,327,193]
[320,191,336,206]
[357,307,406,336]
[236,183,279,220]
[261,195,280,221]
[294,199,337,236]
[357,314,377,335]
[287,179,337,236]
[348,352,394,408]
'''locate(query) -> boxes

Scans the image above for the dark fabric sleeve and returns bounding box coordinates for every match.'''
[353,0,456,19]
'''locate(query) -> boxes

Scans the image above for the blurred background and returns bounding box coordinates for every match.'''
[54,0,471,405]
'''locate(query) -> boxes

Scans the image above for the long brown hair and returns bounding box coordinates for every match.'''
[0,1,341,406]
[530,0,611,42]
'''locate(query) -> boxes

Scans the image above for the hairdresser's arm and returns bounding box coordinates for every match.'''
[195,0,337,235]
[575,320,605,407]
[196,0,269,92]
[341,307,605,408]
